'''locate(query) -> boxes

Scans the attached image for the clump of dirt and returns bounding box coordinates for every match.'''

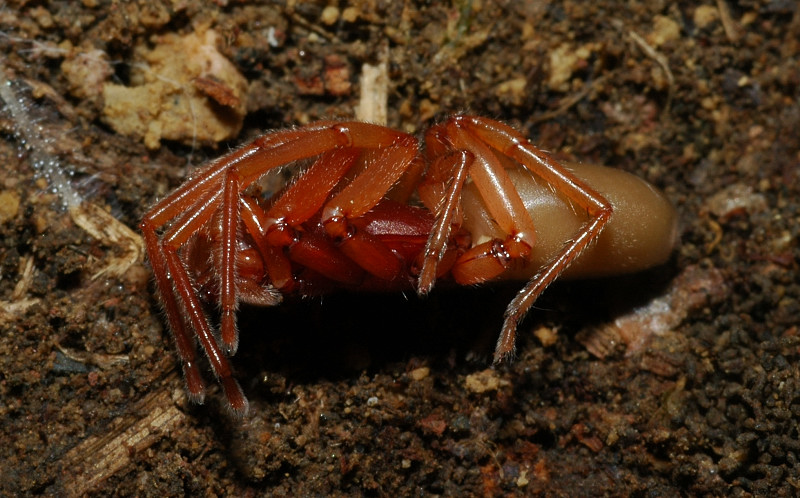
[100,28,248,149]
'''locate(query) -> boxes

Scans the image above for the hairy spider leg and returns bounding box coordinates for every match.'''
[454,116,613,363]
[416,149,472,294]
[219,167,240,353]
[141,226,207,403]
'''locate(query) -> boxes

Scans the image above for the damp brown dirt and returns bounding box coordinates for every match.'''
[1,1,799,496]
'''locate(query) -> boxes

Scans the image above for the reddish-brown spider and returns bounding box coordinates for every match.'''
[140,115,677,414]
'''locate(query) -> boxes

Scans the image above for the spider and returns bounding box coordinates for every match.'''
[140,115,677,414]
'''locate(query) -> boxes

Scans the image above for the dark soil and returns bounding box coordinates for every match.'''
[1,1,799,496]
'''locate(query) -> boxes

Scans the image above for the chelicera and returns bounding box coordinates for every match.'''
[140,115,677,414]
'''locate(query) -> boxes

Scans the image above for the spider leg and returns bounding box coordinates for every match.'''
[144,128,313,229]
[142,169,235,405]
[159,189,248,414]
[139,128,322,369]
[495,212,609,362]
[141,226,207,404]
[416,149,472,294]
[268,148,361,229]
[439,119,539,285]
[455,116,613,363]
[236,123,420,283]
[236,122,413,186]
[219,167,240,354]
[320,132,419,280]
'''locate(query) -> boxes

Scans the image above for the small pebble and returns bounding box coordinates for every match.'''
[0,190,20,223]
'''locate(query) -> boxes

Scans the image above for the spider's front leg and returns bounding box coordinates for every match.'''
[141,181,249,413]
[140,127,337,412]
